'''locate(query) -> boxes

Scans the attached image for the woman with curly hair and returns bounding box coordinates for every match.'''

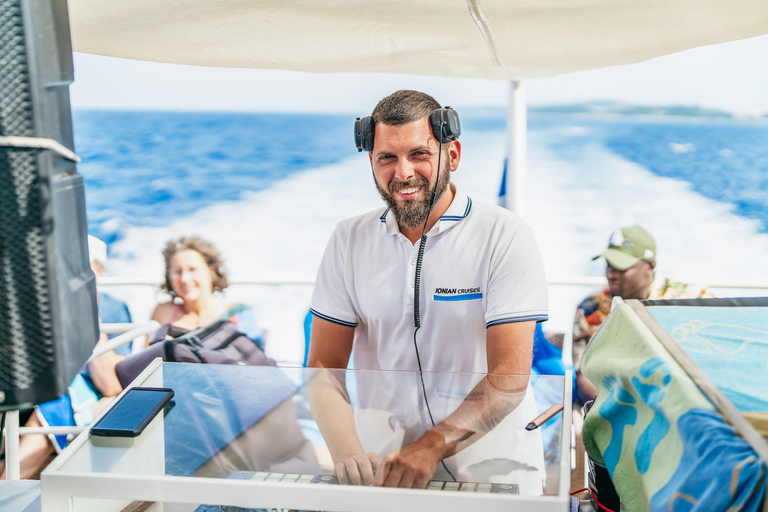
[150,236,262,342]
[88,236,263,397]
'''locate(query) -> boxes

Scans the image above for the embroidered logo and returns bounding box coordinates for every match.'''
[434,287,483,302]
[609,229,632,248]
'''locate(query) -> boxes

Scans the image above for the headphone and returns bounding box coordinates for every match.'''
[354,107,461,152]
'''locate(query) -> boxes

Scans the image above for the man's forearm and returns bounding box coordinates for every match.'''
[306,369,364,462]
[421,373,529,459]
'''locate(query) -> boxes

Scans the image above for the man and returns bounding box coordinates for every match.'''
[572,225,713,404]
[82,235,133,396]
[307,90,549,491]
[87,235,133,345]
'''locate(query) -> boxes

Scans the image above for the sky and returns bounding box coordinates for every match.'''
[69,34,768,116]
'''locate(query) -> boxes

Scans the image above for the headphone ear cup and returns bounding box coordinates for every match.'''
[429,107,462,144]
[354,116,375,152]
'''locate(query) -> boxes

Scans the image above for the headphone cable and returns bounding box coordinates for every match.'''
[412,133,456,481]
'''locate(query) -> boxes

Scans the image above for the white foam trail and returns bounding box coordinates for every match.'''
[105,125,768,362]
[525,125,768,333]
[107,155,380,364]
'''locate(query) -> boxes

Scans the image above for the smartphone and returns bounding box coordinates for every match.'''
[91,387,174,437]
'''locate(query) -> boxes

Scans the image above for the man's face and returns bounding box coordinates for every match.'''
[606,260,656,300]
[369,118,459,230]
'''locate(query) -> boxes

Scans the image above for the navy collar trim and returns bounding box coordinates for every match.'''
[439,197,472,222]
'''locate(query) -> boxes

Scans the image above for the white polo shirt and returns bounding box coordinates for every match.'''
[310,183,549,374]
[312,185,549,492]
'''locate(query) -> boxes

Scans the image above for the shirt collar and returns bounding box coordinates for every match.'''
[380,183,472,236]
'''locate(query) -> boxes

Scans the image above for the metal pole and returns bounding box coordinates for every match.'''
[4,410,21,479]
[506,80,527,218]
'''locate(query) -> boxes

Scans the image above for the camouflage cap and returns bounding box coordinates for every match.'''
[592,225,656,271]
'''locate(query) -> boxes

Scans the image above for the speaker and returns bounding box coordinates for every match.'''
[354,107,461,152]
[0,0,99,410]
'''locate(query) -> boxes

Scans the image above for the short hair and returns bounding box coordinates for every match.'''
[161,236,229,295]
[371,90,442,127]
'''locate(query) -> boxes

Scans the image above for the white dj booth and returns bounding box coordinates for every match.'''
[39,359,572,512]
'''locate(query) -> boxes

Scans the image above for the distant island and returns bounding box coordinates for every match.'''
[527,101,764,118]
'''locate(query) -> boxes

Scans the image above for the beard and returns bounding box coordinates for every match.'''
[376,158,451,231]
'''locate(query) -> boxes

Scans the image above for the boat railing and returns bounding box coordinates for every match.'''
[94,274,768,366]
[97,275,768,289]
[95,273,768,358]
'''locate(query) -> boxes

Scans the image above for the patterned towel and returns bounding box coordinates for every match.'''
[581,302,767,512]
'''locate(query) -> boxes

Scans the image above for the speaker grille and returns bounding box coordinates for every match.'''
[0,0,34,138]
[0,0,55,395]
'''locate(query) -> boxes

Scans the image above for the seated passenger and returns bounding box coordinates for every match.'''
[572,225,714,406]
[88,236,264,395]
[1,235,132,480]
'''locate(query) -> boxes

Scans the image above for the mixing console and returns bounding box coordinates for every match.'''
[194,470,519,512]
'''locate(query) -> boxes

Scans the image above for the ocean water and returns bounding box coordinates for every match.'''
[73,110,768,364]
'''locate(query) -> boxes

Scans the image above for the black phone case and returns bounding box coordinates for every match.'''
[90,387,174,437]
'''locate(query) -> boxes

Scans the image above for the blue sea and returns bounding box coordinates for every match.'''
[73,110,768,363]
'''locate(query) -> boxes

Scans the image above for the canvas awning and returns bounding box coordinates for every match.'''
[67,0,768,80]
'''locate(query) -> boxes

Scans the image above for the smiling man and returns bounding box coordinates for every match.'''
[307,90,549,493]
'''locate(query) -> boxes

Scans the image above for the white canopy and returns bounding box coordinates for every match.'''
[68,0,768,80]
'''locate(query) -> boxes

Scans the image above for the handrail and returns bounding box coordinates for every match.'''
[7,426,86,437]
[99,323,138,335]
[89,321,160,361]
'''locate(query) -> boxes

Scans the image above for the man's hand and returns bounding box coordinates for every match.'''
[335,452,382,486]
[373,431,446,489]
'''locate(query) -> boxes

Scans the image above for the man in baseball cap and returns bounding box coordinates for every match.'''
[572,225,712,406]
[592,226,656,300]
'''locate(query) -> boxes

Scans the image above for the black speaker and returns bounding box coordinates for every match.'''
[354,107,461,152]
[0,0,99,410]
